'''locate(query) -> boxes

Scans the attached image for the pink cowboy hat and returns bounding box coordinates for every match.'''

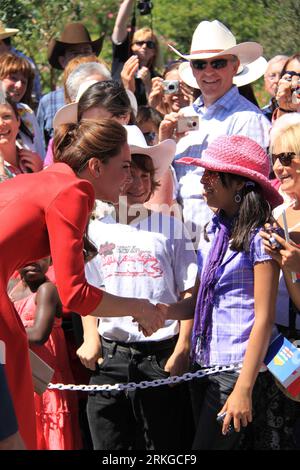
[176,135,283,208]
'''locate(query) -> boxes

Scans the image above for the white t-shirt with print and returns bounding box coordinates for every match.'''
[86,212,197,342]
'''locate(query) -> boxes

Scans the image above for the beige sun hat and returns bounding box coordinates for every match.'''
[0,21,19,40]
[124,125,176,180]
[53,80,137,129]
[178,56,268,89]
[169,20,262,64]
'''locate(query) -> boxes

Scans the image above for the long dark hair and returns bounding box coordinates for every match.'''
[219,172,274,252]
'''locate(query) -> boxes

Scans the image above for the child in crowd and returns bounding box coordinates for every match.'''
[9,257,82,450]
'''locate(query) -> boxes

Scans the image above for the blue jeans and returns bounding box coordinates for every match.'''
[87,336,194,450]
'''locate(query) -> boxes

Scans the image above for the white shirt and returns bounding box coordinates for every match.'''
[86,212,197,342]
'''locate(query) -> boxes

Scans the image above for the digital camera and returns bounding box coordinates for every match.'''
[137,0,153,15]
[292,80,300,105]
[176,115,199,134]
[162,80,179,94]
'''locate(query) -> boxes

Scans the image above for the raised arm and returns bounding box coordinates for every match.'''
[112,0,135,45]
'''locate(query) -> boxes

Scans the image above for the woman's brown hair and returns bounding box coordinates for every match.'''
[0,53,34,107]
[53,118,127,172]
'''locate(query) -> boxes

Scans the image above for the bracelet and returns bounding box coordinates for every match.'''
[278,107,294,113]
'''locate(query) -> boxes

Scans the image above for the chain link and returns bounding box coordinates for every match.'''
[48,363,242,392]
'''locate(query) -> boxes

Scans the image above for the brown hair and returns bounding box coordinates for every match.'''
[280,53,300,78]
[53,118,127,173]
[0,53,34,107]
[131,154,160,198]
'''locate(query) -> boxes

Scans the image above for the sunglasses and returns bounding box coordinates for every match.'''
[133,40,156,49]
[191,58,230,71]
[143,131,156,145]
[271,151,297,166]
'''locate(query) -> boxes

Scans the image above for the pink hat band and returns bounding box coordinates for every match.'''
[177,135,283,208]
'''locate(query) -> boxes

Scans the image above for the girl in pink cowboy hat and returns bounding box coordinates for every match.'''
[166,134,283,449]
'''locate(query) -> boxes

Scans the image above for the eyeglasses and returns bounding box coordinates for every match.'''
[191,58,230,71]
[271,152,297,166]
[133,40,156,49]
[143,132,156,145]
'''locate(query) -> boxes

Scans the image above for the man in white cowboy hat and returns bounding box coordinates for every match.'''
[0,21,42,104]
[165,19,271,247]
[37,22,105,146]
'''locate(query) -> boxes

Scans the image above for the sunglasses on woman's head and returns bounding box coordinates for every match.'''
[191,58,230,71]
[133,40,155,49]
[271,151,297,166]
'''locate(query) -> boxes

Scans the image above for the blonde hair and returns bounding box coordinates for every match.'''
[132,28,160,69]
[270,114,300,155]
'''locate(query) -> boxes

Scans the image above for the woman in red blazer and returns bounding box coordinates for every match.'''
[0,119,165,449]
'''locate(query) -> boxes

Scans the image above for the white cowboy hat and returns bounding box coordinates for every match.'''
[0,21,19,40]
[168,20,262,64]
[178,56,268,89]
[53,80,137,129]
[124,125,176,180]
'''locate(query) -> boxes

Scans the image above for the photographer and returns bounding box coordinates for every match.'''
[274,53,300,119]
[111,0,161,105]
[148,60,196,116]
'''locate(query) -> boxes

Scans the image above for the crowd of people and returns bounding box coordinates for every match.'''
[1,0,300,451]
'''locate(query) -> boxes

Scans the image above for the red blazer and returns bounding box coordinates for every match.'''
[0,163,103,448]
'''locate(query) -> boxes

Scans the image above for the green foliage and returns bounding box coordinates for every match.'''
[1,0,300,94]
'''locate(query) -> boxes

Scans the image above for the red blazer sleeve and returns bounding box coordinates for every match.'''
[45,179,103,315]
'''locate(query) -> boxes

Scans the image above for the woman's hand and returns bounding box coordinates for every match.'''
[260,227,300,272]
[148,77,167,114]
[276,74,299,112]
[121,55,139,93]
[218,386,252,435]
[76,338,103,370]
[137,66,152,95]
[19,149,43,173]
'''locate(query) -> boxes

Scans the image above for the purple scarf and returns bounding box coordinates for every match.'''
[192,212,234,364]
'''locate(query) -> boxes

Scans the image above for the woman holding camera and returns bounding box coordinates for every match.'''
[148,60,195,116]
[274,53,300,120]
[257,115,300,449]
[111,0,161,105]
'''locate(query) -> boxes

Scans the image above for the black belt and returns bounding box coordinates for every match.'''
[101,335,178,354]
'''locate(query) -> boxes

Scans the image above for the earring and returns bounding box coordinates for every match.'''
[234,193,242,204]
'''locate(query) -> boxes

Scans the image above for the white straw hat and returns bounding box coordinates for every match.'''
[169,20,262,64]
[124,125,176,179]
[178,56,268,89]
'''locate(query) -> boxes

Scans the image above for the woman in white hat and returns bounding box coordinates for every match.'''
[77,125,197,450]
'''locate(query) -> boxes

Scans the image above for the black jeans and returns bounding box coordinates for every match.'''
[190,367,266,450]
[87,336,194,450]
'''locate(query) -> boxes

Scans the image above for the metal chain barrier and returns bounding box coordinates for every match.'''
[48,362,242,393]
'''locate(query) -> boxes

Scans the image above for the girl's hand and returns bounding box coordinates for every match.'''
[218,387,252,435]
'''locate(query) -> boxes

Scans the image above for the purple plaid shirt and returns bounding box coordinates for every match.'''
[195,215,274,367]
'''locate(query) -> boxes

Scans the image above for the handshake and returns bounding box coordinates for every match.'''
[132,300,169,337]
